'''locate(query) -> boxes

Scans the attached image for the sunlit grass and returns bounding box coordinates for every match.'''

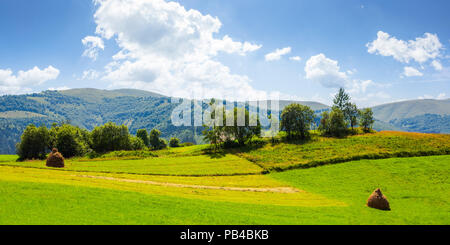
[0,154,263,176]
[237,131,450,170]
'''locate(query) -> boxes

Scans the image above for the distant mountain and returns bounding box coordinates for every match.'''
[59,88,164,103]
[0,88,448,154]
[372,99,450,122]
[371,99,450,133]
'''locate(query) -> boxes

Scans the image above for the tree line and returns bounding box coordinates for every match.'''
[16,122,182,160]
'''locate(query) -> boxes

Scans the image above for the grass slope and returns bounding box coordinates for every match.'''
[237,131,450,170]
[0,154,263,176]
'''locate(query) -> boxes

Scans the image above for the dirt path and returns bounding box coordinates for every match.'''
[75,174,301,193]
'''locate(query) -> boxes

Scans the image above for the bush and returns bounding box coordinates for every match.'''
[169,137,180,147]
[16,124,50,160]
[180,142,195,147]
[130,136,146,150]
[90,122,131,153]
[158,138,168,149]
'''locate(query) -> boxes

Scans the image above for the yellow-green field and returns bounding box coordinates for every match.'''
[0,131,449,224]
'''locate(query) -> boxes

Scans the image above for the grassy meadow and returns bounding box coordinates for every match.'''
[0,131,449,224]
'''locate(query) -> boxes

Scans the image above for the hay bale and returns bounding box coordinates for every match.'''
[367,188,390,211]
[46,148,65,168]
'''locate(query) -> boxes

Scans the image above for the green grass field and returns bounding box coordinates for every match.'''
[0,131,449,224]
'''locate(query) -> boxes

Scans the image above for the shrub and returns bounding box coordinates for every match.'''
[180,142,195,147]
[90,122,131,153]
[130,136,146,150]
[169,137,180,147]
[158,138,168,149]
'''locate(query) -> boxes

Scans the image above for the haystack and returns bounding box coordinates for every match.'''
[367,188,390,211]
[46,148,65,168]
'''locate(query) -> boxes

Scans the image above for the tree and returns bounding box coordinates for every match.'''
[225,107,261,146]
[136,129,150,147]
[169,137,180,147]
[49,124,90,158]
[347,103,359,130]
[202,99,226,150]
[149,128,165,150]
[280,104,315,140]
[333,88,351,111]
[202,125,223,151]
[318,111,331,135]
[90,122,131,153]
[360,108,375,133]
[16,124,50,160]
[319,107,347,137]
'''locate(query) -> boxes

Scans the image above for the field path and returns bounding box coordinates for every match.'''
[75,174,301,193]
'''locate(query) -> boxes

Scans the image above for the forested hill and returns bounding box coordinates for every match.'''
[0,88,448,154]
[0,88,330,154]
[371,99,450,133]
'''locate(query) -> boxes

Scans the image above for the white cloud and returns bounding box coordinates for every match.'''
[304,53,347,88]
[289,56,301,61]
[265,47,291,61]
[82,36,105,60]
[48,86,70,91]
[419,93,447,100]
[88,0,266,101]
[367,31,443,64]
[0,65,60,95]
[431,60,443,71]
[304,53,387,104]
[81,69,101,80]
[403,66,423,77]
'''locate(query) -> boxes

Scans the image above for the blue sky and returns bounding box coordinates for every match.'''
[0,0,449,106]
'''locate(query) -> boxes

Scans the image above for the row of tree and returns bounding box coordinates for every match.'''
[16,122,179,160]
[202,88,375,148]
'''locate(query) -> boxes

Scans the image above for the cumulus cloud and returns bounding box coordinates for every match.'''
[265,47,291,61]
[82,36,105,60]
[304,53,348,88]
[289,56,301,61]
[403,66,423,77]
[304,53,387,101]
[0,66,60,95]
[87,0,266,101]
[367,31,443,63]
[431,60,443,71]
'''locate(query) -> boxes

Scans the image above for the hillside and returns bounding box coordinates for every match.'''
[0,88,449,154]
[371,99,450,133]
[372,99,450,122]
